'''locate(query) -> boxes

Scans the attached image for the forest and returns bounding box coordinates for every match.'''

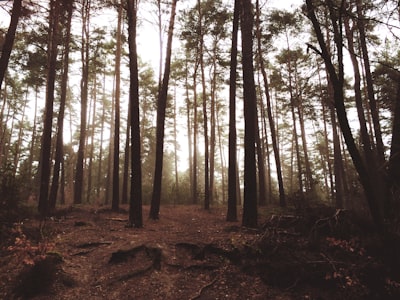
[1,0,400,298]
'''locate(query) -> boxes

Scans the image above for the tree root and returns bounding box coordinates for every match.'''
[107,245,163,284]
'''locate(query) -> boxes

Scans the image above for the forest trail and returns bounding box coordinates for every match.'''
[1,205,399,299]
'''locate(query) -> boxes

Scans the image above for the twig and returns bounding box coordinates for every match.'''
[190,277,218,300]
[106,217,128,222]
[71,248,95,256]
[76,241,113,248]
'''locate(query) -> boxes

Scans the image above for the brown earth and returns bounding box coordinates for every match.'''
[1,204,400,299]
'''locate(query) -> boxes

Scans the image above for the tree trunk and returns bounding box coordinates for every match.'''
[192,61,199,205]
[49,0,73,211]
[122,94,131,205]
[356,0,385,163]
[112,1,123,212]
[241,0,258,228]
[216,106,226,204]
[173,86,179,204]
[86,75,97,204]
[184,62,193,204]
[255,104,266,206]
[38,0,61,216]
[28,87,39,183]
[0,0,22,91]
[209,42,218,206]
[255,0,285,207]
[306,0,384,232]
[0,0,22,166]
[127,0,143,228]
[149,0,178,220]
[197,0,210,211]
[97,87,106,201]
[227,0,239,222]
[388,79,400,216]
[74,0,91,205]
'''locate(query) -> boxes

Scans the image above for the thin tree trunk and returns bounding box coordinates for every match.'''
[255,0,285,206]
[112,1,123,211]
[197,0,210,210]
[122,93,131,205]
[49,0,73,210]
[294,67,313,193]
[255,103,266,206]
[184,61,193,203]
[149,0,178,220]
[38,0,61,216]
[0,0,22,169]
[216,106,226,204]
[74,0,91,205]
[227,0,240,222]
[0,0,22,91]
[356,0,385,163]
[28,87,39,182]
[209,43,218,206]
[173,85,179,204]
[13,90,28,177]
[86,75,97,204]
[97,81,106,201]
[192,59,199,205]
[106,77,115,205]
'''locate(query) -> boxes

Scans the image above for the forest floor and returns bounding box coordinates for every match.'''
[1,204,400,299]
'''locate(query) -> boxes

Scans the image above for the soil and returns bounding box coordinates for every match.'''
[1,204,400,299]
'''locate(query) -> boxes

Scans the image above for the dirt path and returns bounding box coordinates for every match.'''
[2,205,400,299]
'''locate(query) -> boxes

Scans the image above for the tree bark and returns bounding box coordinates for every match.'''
[74,0,91,205]
[49,0,73,211]
[112,1,123,212]
[38,0,61,216]
[241,0,258,228]
[127,0,143,228]
[149,0,178,220]
[227,0,240,222]
[197,0,210,211]
[0,0,22,91]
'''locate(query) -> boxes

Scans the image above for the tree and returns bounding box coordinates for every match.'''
[127,0,143,228]
[0,0,23,170]
[49,0,74,211]
[149,0,178,220]
[197,0,210,210]
[255,2,286,207]
[241,0,258,228]
[227,0,240,222]
[0,0,22,91]
[305,0,385,232]
[74,0,91,205]
[38,0,61,216]
[112,1,123,212]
